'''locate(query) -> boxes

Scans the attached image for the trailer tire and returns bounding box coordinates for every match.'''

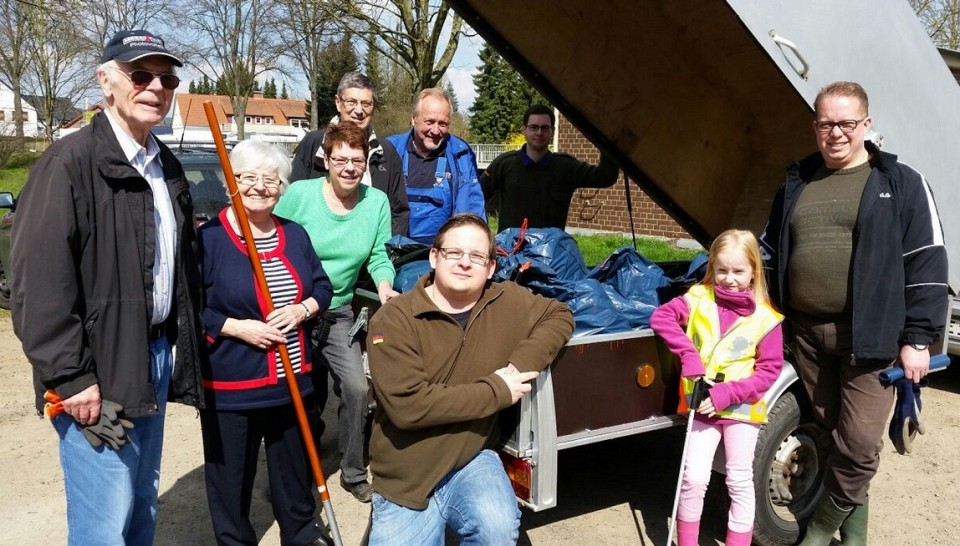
[752,391,825,546]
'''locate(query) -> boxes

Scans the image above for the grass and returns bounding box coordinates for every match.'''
[488,215,702,267]
[0,151,41,196]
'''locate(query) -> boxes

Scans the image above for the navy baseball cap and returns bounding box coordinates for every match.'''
[101,30,183,67]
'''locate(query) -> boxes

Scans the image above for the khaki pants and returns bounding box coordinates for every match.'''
[790,312,895,505]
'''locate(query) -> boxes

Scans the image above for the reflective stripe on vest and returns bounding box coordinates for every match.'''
[681,284,783,423]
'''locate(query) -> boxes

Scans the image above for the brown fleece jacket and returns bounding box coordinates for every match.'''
[367,276,574,509]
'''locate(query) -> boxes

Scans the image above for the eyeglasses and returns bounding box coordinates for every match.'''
[525,124,553,133]
[328,156,367,169]
[437,247,490,266]
[235,173,281,191]
[814,117,868,134]
[339,97,375,111]
[115,67,180,90]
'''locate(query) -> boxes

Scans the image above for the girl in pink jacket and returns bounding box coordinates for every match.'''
[651,229,784,546]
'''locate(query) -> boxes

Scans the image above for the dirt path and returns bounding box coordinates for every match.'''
[0,314,958,545]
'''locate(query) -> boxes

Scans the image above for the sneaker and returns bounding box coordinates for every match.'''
[340,475,373,503]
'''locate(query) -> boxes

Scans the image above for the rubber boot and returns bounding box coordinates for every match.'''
[838,498,869,546]
[725,528,753,546]
[676,519,700,546]
[799,495,852,546]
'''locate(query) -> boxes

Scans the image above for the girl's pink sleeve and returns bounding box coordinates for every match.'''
[708,323,784,411]
[650,296,706,378]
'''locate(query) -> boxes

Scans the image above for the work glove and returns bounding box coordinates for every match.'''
[888,378,925,455]
[81,400,135,451]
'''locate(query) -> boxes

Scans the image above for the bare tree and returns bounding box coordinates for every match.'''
[344,0,465,98]
[271,0,343,130]
[0,0,35,140]
[911,0,960,49]
[75,0,173,53]
[23,0,96,139]
[179,0,280,140]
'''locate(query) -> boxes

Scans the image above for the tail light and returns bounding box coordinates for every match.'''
[499,451,532,501]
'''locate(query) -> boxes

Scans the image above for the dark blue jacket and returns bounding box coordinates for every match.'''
[198,210,333,409]
[760,141,948,362]
[387,130,486,242]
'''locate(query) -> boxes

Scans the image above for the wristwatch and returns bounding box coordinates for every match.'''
[908,342,929,351]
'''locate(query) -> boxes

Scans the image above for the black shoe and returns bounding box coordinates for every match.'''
[340,475,373,503]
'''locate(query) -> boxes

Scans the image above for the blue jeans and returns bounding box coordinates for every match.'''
[314,304,369,483]
[51,337,172,546]
[368,449,521,546]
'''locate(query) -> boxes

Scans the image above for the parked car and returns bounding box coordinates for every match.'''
[0,148,229,310]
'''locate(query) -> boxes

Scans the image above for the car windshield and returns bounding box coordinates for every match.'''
[174,150,229,224]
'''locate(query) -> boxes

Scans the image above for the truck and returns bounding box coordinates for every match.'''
[433,1,960,545]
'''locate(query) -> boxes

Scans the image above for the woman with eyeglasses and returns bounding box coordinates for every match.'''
[274,120,397,503]
[197,139,334,546]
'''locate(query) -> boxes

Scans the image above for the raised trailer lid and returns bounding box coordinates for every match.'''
[451,0,960,284]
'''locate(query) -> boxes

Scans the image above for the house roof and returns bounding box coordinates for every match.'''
[174,93,307,127]
[21,95,81,124]
[60,104,104,129]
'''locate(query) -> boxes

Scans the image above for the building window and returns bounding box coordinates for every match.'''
[0,111,5,121]
[21,111,28,121]
[266,118,272,124]
[245,116,251,123]
[255,116,262,124]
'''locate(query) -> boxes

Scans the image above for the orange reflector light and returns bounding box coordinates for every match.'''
[635,364,655,388]
[498,451,532,501]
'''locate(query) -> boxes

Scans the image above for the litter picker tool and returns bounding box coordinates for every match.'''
[667,375,717,546]
[202,102,342,546]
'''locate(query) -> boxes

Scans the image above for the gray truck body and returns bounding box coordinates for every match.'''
[443,1,959,544]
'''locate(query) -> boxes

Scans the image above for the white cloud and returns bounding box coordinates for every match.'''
[446,66,478,113]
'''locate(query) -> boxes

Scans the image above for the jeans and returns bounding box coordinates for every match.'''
[678,418,760,532]
[52,337,172,546]
[791,313,895,505]
[313,304,369,483]
[368,449,521,546]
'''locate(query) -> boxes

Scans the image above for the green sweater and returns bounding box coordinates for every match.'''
[275,178,395,308]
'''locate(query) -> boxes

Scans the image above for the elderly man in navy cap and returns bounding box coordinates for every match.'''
[11,30,204,545]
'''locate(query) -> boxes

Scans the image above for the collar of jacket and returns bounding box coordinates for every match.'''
[408,274,504,318]
[792,139,894,182]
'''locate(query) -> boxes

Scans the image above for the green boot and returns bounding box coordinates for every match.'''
[799,494,852,546]
[839,499,869,546]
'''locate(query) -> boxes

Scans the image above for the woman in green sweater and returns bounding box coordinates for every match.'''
[274,121,397,503]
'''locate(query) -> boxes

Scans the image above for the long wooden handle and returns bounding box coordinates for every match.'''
[201,102,343,545]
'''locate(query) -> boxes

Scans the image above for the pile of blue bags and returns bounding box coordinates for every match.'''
[387,229,707,337]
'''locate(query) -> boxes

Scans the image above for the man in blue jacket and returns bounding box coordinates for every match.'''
[387,88,486,243]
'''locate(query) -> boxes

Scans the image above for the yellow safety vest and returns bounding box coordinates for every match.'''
[681,284,783,423]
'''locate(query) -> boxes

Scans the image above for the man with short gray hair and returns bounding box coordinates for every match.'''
[291,71,409,236]
[11,30,203,545]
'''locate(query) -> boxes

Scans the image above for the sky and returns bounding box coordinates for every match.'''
[177,32,485,114]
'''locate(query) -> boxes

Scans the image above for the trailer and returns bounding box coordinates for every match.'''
[437,1,960,545]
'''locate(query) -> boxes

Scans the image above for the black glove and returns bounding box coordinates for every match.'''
[81,400,135,450]
[889,378,925,455]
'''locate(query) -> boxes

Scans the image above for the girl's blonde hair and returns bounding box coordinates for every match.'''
[702,229,771,307]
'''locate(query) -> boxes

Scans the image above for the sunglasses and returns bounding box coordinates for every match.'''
[117,68,181,90]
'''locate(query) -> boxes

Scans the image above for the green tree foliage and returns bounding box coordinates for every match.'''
[469,44,548,143]
[309,35,359,124]
[280,81,288,99]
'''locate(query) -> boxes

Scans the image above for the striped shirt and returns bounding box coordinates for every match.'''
[245,233,303,377]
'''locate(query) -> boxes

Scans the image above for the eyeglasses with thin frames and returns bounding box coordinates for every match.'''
[339,97,375,112]
[525,124,553,133]
[328,156,367,169]
[114,67,180,90]
[235,173,281,191]
[436,247,490,266]
[814,117,868,134]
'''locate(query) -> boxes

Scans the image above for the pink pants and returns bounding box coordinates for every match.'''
[677,418,760,533]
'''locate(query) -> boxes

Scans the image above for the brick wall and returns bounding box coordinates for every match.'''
[557,114,691,240]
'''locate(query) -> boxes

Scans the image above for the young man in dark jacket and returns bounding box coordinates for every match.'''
[290,71,409,237]
[11,30,203,546]
[366,214,574,544]
[760,81,948,546]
